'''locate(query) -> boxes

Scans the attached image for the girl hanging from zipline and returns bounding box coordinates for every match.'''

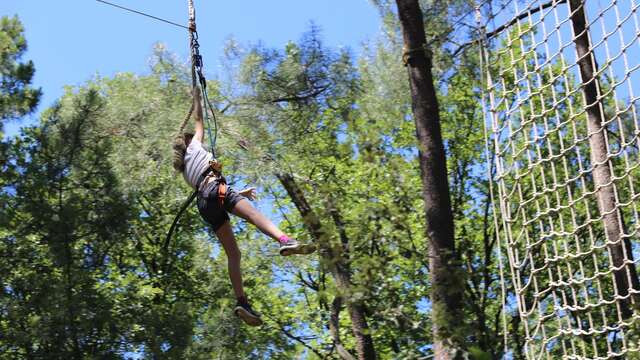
[173,88,316,326]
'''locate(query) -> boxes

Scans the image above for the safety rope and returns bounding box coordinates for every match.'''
[178,102,194,135]
[178,1,218,155]
[177,0,199,135]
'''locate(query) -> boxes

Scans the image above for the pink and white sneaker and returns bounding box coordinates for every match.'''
[278,236,317,256]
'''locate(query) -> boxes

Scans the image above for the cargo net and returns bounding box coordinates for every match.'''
[480,0,640,358]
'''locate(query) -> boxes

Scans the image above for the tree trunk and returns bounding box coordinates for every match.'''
[568,0,640,318]
[277,173,377,360]
[394,0,463,358]
[330,296,357,360]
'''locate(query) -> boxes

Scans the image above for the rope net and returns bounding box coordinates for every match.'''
[480,0,640,358]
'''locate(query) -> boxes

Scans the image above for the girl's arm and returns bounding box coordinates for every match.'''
[193,88,205,143]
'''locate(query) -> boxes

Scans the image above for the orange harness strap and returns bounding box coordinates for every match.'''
[217,181,227,207]
[209,159,226,207]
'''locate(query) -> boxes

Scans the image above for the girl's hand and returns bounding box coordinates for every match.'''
[239,187,257,201]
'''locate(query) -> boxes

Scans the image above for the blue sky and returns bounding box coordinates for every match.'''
[1,0,382,136]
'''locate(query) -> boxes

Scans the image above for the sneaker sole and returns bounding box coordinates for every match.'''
[280,243,317,256]
[234,307,263,326]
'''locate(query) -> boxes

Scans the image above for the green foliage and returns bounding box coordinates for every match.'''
[0,15,41,126]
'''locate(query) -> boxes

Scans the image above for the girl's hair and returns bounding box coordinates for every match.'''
[172,132,194,172]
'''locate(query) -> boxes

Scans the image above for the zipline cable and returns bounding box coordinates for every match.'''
[95,0,189,30]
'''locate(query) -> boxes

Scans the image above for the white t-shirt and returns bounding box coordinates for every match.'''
[183,138,213,189]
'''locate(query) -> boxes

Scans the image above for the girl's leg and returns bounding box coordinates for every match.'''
[215,221,245,300]
[231,199,286,241]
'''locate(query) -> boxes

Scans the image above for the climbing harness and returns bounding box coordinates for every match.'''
[199,160,227,207]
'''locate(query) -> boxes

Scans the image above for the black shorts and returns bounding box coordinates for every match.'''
[196,180,243,232]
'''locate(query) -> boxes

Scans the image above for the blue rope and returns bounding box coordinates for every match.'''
[199,81,217,156]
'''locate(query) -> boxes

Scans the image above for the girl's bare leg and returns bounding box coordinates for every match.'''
[215,221,245,299]
[231,199,285,241]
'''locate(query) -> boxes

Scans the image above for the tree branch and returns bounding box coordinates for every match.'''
[329,295,357,360]
[265,314,324,358]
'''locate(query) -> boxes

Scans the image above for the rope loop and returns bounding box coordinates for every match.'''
[401,43,432,66]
